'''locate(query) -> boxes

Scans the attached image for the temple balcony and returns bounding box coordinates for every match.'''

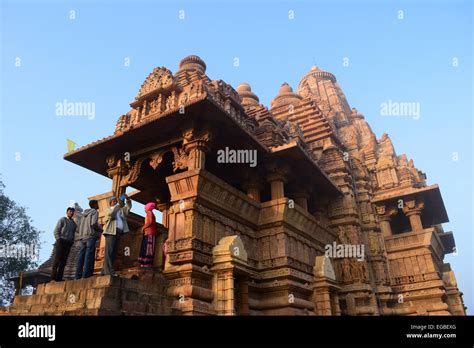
[385,227,456,287]
[258,197,335,249]
[384,227,454,259]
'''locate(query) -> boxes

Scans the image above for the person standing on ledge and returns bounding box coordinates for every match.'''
[101,194,132,276]
[51,207,77,282]
[75,199,103,279]
[138,202,157,268]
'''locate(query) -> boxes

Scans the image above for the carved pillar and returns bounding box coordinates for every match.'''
[330,292,341,315]
[314,289,332,315]
[238,277,250,315]
[187,141,207,169]
[156,201,170,228]
[136,106,142,123]
[182,129,212,170]
[269,176,285,199]
[345,293,357,315]
[375,205,398,237]
[224,272,235,315]
[106,156,127,198]
[293,191,310,211]
[212,236,249,316]
[242,180,261,202]
[142,99,148,118]
[312,256,340,316]
[265,162,289,200]
[403,200,425,232]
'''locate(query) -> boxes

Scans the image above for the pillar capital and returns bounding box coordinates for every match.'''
[265,161,289,182]
[265,162,289,200]
[105,155,130,198]
[156,199,170,211]
[292,189,310,212]
[182,128,212,170]
[402,199,425,231]
[375,204,398,220]
[402,200,425,216]
[293,190,310,200]
[182,128,212,151]
[375,204,398,237]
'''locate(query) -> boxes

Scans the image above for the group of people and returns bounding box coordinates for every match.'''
[50,194,160,282]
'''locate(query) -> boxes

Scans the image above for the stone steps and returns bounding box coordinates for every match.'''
[2,269,177,316]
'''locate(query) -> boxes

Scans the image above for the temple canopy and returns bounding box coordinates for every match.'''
[372,184,449,226]
[64,63,341,206]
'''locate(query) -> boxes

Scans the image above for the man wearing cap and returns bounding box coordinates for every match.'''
[101,194,132,276]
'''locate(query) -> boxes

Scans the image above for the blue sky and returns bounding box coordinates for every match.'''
[1,0,472,312]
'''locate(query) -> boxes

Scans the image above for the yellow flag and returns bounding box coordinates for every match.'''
[67,139,76,152]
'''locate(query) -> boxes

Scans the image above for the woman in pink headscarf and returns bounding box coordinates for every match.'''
[138,202,157,268]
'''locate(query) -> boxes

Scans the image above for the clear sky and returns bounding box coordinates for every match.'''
[1,0,472,312]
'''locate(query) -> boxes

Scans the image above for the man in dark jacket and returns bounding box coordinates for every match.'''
[75,200,102,279]
[51,207,76,281]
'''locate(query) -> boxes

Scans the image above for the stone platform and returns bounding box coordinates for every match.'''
[1,268,176,316]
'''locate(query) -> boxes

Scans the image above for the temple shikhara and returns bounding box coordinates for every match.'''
[3,55,466,316]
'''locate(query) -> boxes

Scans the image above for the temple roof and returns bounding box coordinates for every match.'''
[298,66,337,91]
[270,82,303,109]
[237,83,259,106]
[64,55,341,197]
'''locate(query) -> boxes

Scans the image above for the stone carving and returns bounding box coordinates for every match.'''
[137,67,175,98]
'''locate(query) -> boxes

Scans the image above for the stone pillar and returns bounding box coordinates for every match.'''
[375,205,398,237]
[379,217,392,237]
[105,156,127,199]
[224,272,235,315]
[242,181,261,202]
[186,141,208,170]
[212,236,249,316]
[293,191,310,211]
[403,200,425,232]
[265,162,289,201]
[182,129,212,170]
[312,256,340,316]
[330,292,341,315]
[142,99,148,118]
[314,289,332,315]
[238,278,250,315]
[156,201,170,228]
[345,293,357,315]
[267,173,286,200]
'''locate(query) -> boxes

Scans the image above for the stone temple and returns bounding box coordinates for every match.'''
[3,55,466,315]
